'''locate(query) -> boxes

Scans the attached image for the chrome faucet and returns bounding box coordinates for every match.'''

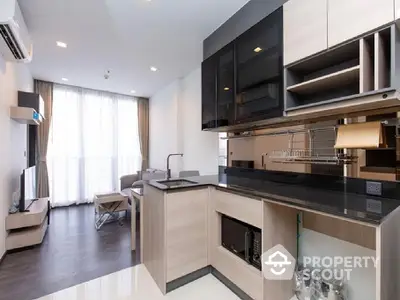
[166,153,183,180]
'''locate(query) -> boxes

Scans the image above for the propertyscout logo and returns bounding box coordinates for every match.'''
[261,244,296,280]
[262,244,378,281]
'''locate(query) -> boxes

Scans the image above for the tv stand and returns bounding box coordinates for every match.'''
[6,198,50,250]
[23,198,39,212]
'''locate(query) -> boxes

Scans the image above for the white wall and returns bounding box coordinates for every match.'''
[0,56,33,257]
[149,67,219,176]
[149,80,180,173]
[180,68,219,175]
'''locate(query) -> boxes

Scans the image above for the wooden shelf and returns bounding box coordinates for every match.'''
[287,65,360,94]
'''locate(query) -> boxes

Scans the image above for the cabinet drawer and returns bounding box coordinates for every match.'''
[214,190,262,228]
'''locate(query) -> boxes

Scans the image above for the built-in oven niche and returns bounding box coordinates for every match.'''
[221,214,262,270]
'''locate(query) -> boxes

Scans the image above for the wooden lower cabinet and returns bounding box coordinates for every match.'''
[262,201,298,300]
[213,246,263,300]
[165,189,209,282]
[143,185,400,300]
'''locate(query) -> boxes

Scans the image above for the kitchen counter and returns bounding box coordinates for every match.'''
[148,174,400,225]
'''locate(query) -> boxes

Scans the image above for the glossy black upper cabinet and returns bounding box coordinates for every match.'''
[235,7,284,123]
[201,7,284,130]
[201,55,217,130]
[216,43,235,127]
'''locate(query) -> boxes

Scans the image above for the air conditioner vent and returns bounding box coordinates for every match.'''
[0,24,24,60]
[0,0,32,63]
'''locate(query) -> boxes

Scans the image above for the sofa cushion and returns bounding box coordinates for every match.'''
[132,180,144,188]
[142,171,166,181]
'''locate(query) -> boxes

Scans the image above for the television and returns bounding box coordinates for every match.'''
[19,166,37,212]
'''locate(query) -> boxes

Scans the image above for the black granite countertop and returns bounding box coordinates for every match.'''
[148,174,400,225]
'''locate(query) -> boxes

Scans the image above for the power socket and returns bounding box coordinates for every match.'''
[366,199,382,214]
[366,181,382,196]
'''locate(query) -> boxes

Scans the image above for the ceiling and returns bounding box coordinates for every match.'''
[18,0,249,97]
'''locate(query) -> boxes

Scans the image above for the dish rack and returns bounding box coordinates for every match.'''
[268,126,358,165]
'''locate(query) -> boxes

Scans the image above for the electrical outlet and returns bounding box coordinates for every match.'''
[366,181,382,196]
[366,199,382,214]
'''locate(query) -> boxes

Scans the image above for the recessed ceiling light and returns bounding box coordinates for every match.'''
[254,47,262,53]
[224,87,230,91]
[150,66,158,72]
[56,41,67,48]
[61,78,68,81]
[130,90,136,94]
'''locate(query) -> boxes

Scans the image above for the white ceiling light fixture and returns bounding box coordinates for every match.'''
[56,41,68,48]
[150,66,158,72]
[130,90,136,94]
[61,77,68,81]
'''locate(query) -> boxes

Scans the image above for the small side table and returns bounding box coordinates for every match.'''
[131,188,143,262]
[94,192,129,230]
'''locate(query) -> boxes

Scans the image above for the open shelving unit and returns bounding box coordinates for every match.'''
[287,65,360,94]
[284,26,399,117]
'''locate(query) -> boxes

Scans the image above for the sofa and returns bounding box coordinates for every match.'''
[120,169,166,210]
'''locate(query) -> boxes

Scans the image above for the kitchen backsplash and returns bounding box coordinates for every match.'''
[227,117,399,182]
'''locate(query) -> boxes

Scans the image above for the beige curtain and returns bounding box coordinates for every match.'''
[137,97,149,171]
[34,80,53,198]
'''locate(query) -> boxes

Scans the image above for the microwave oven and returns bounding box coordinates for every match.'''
[221,214,262,270]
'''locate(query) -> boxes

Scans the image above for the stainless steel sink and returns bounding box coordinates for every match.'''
[157,179,198,188]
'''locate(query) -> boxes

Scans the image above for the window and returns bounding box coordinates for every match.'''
[47,84,141,206]
[219,133,228,166]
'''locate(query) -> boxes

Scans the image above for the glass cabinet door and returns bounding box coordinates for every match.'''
[235,7,283,122]
[201,55,217,130]
[216,43,235,127]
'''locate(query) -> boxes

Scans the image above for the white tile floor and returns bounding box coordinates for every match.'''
[35,264,240,300]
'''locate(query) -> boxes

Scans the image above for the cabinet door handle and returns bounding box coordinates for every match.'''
[245,230,251,263]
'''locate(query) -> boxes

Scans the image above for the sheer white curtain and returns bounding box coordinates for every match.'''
[48,84,141,207]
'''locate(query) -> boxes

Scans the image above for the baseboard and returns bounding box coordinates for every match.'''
[211,267,253,300]
[0,250,7,265]
[165,265,251,300]
[166,266,211,293]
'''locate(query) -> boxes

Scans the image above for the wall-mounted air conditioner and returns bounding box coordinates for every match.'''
[10,107,41,125]
[0,0,33,63]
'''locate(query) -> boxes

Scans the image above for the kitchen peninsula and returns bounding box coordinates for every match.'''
[142,0,400,299]
[142,169,400,300]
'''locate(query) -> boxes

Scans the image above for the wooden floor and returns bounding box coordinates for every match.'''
[0,204,139,300]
